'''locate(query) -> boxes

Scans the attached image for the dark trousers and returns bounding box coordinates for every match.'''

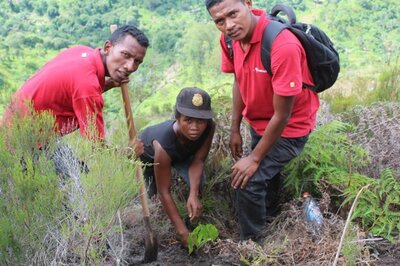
[20,142,88,180]
[236,128,309,241]
[143,157,206,198]
[19,142,88,221]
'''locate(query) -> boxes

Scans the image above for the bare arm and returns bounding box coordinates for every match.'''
[229,78,245,160]
[187,121,216,220]
[153,140,189,247]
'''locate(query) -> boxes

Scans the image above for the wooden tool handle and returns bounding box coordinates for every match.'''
[137,167,150,216]
[123,81,150,218]
[120,83,136,141]
[110,24,150,218]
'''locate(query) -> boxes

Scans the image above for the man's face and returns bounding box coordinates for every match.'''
[208,0,252,41]
[103,35,147,83]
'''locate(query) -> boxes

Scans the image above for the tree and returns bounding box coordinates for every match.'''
[47,5,59,19]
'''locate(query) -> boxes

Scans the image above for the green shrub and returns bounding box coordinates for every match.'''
[0,111,63,264]
[366,59,400,103]
[329,94,363,114]
[0,111,141,264]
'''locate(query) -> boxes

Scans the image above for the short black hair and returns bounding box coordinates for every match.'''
[109,25,149,48]
[205,0,243,10]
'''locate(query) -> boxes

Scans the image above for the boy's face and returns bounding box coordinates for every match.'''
[208,0,253,41]
[103,35,147,83]
[176,115,208,141]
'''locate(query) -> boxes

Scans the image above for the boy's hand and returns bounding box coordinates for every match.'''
[187,194,203,221]
[178,229,190,249]
[123,139,144,158]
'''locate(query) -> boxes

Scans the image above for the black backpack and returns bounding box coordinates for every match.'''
[225,4,340,93]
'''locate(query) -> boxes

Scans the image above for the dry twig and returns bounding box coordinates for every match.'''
[332,184,370,266]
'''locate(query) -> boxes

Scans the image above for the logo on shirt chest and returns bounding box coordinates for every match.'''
[254,67,268,73]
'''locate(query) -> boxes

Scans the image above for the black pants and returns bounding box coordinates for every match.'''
[143,157,206,198]
[20,143,88,180]
[48,143,89,182]
[236,128,309,241]
[19,142,88,221]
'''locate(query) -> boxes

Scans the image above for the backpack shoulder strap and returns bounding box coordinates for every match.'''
[261,20,288,75]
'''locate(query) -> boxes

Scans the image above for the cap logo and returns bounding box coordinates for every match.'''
[192,93,203,107]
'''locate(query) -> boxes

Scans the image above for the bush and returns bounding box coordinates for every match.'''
[366,59,400,103]
[0,111,63,264]
[0,111,141,264]
[329,94,363,114]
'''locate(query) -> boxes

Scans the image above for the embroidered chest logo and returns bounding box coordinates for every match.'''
[255,67,268,73]
[192,93,203,107]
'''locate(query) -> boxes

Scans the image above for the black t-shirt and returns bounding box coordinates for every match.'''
[139,120,212,165]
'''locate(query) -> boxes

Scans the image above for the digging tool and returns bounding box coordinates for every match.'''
[110,24,158,263]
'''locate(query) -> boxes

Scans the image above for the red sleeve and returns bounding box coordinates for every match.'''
[72,96,105,140]
[270,31,304,96]
[220,34,235,73]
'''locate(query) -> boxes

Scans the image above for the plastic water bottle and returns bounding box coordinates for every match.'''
[302,192,324,235]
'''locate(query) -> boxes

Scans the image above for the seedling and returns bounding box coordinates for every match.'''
[188,223,219,255]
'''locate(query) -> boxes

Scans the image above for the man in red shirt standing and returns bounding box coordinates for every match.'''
[206,0,320,241]
[3,25,148,157]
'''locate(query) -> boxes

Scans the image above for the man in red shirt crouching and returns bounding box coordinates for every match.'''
[3,25,148,158]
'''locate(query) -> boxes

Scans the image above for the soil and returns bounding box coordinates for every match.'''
[105,196,400,266]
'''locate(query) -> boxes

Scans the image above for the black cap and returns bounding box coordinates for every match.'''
[176,87,212,119]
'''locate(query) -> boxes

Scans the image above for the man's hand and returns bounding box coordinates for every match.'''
[129,138,144,158]
[229,131,243,161]
[186,194,203,222]
[231,154,259,189]
[104,78,129,92]
[122,139,144,158]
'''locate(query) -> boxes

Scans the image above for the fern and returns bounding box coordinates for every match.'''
[342,169,400,241]
[283,121,368,196]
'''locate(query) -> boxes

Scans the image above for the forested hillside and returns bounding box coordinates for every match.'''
[1,0,399,125]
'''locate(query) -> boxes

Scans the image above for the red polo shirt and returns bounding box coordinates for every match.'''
[221,9,320,138]
[3,46,106,139]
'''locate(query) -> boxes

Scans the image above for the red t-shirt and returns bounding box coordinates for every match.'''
[221,9,320,138]
[3,46,106,139]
